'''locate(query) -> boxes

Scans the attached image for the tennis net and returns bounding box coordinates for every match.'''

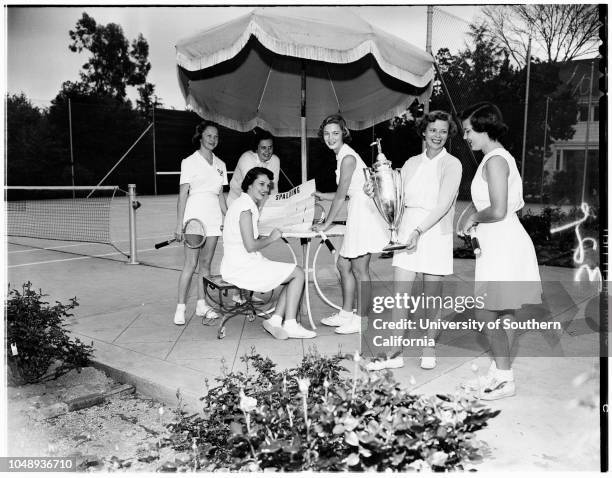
[6,185,122,247]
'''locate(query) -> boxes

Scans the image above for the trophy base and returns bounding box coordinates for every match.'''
[382,242,407,252]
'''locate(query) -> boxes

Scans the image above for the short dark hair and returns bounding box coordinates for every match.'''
[191,120,219,147]
[241,167,274,192]
[459,102,508,141]
[251,129,274,151]
[417,110,458,137]
[318,114,351,144]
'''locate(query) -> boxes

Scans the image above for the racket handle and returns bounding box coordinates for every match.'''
[319,232,336,253]
[155,239,172,249]
[470,236,481,257]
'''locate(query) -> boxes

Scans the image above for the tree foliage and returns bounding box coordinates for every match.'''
[6,93,67,185]
[6,13,160,190]
[479,5,600,66]
[431,22,579,198]
[68,12,158,114]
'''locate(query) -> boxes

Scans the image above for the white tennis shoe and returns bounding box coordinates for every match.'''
[321,311,352,327]
[262,319,289,340]
[366,356,405,371]
[173,304,186,326]
[478,378,516,400]
[196,300,219,319]
[335,316,362,334]
[283,320,317,339]
[232,293,264,304]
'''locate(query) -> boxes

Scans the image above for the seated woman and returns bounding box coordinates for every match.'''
[227,129,281,205]
[220,167,316,340]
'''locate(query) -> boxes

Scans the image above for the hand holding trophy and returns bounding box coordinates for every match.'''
[363,138,406,251]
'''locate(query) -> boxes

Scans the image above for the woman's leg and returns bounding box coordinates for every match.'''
[278,266,315,338]
[282,266,305,321]
[262,267,304,340]
[474,308,515,399]
[479,308,512,370]
[197,236,218,301]
[392,267,417,356]
[274,287,288,319]
[337,255,355,313]
[178,245,201,304]
[421,274,443,364]
[365,266,416,370]
[351,253,372,319]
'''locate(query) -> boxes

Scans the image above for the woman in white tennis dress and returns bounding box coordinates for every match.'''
[366,111,462,372]
[221,167,316,340]
[459,102,542,400]
[312,114,388,335]
[173,121,228,326]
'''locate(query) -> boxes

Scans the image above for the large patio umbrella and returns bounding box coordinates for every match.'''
[176,7,434,182]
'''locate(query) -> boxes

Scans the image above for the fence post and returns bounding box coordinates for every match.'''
[152,103,158,196]
[128,184,139,265]
[580,60,595,204]
[68,98,76,198]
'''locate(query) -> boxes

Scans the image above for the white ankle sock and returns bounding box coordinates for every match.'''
[267,314,283,327]
[283,318,298,326]
[196,299,207,306]
[176,303,186,311]
[339,309,353,318]
[495,368,514,382]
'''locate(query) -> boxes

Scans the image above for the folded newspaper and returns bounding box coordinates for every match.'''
[258,180,316,235]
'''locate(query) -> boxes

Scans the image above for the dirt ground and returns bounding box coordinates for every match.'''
[6,367,194,472]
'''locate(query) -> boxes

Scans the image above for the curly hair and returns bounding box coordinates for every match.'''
[317,114,351,144]
[417,110,458,138]
[241,167,274,192]
[191,120,220,147]
[459,102,508,141]
[251,129,274,152]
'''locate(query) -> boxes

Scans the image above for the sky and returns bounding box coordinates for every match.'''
[5,3,481,110]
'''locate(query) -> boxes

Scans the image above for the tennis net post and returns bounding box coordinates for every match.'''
[128,184,140,265]
[6,185,140,264]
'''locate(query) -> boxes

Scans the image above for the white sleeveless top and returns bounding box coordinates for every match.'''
[335,144,367,196]
[471,147,524,214]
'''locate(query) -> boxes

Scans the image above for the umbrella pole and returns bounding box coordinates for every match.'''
[301,64,307,183]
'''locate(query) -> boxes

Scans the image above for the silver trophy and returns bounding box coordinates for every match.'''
[364,138,406,251]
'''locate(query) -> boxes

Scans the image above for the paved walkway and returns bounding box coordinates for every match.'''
[8,230,601,471]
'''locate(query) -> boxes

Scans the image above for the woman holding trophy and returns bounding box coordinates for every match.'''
[458,102,541,400]
[312,114,388,334]
[366,110,462,371]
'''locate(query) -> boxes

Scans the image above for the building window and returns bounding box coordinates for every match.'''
[555,150,562,170]
[578,105,590,122]
[593,105,599,121]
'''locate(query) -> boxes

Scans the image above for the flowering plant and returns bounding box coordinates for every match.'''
[163,349,499,472]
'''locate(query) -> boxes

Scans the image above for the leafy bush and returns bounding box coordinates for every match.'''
[454,206,599,268]
[163,350,500,472]
[6,282,93,385]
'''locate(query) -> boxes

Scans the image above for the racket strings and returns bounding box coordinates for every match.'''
[183,218,206,248]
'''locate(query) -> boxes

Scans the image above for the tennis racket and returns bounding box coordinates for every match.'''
[155,218,207,249]
[313,201,327,225]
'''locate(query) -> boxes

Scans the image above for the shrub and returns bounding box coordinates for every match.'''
[454,206,599,268]
[163,350,500,472]
[6,282,93,385]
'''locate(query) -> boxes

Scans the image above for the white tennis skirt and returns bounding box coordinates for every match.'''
[183,192,223,237]
[392,207,453,275]
[221,254,295,293]
[473,213,542,310]
[340,193,388,258]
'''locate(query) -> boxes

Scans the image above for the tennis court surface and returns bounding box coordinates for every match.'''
[6,191,601,471]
